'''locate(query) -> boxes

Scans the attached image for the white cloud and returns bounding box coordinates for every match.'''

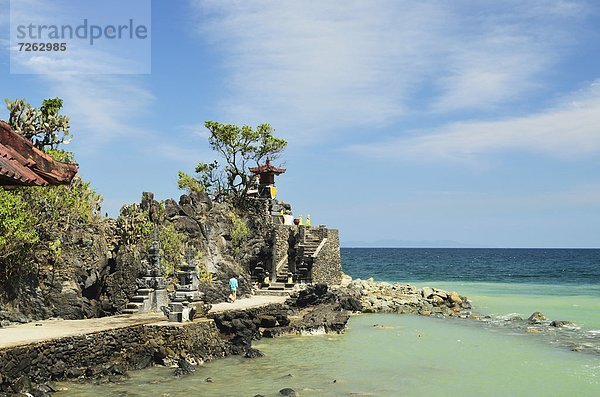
[48,75,154,150]
[190,0,586,141]
[4,0,155,150]
[345,81,600,162]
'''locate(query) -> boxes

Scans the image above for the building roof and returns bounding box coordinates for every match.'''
[0,120,78,186]
[249,158,286,175]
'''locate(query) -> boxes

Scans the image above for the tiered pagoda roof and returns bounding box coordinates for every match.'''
[249,158,286,175]
[0,120,78,186]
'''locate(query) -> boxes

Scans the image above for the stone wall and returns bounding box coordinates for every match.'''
[0,320,226,393]
[268,225,342,284]
[271,225,293,276]
[311,228,342,285]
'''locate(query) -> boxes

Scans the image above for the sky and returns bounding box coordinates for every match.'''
[1,0,599,248]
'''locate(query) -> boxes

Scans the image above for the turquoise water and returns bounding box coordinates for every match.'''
[414,280,600,330]
[343,248,600,330]
[60,248,600,396]
[60,314,600,396]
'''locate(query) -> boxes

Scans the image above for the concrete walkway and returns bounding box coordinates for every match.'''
[0,295,288,349]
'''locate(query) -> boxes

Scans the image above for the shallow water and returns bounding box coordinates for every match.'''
[59,249,600,396]
[413,280,600,330]
[60,314,600,396]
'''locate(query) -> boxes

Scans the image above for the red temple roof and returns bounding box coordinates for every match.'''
[249,158,286,175]
[0,120,78,186]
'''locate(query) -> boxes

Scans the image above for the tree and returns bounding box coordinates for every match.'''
[5,97,72,150]
[1,97,103,289]
[178,121,287,203]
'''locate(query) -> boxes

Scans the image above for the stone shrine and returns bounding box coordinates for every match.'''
[162,247,210,322]
[122,229,169,314]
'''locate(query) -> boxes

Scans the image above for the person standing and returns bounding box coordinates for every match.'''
[228,275,239,303]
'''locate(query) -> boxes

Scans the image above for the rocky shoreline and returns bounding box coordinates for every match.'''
[0,278,473,396]
[335,277,472,317]
[6,278,594,396]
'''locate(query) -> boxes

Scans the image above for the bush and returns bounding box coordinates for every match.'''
[229,211,249,257]
[0,188,39,282]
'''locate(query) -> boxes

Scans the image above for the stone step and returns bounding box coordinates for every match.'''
[254,289,291,297]
[126,302,143,309]
[122,309,139,315]
[267,282,288,291]
[131,296,148,303]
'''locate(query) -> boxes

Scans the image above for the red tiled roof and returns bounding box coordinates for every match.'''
[0,120,78,186]
[249,158,286,174]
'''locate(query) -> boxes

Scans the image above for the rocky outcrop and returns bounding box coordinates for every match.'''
[0,189,274,323]
[334,278,472,318]
[0,217,116,324]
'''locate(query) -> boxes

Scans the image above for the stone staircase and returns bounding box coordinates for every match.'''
[122,288,154,314]
[295,230,325,282]
[254,282,292,296]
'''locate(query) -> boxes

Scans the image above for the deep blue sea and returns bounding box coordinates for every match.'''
[342,247,600,286]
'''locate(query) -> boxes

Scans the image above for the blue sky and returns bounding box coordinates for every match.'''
[1,0,599,247]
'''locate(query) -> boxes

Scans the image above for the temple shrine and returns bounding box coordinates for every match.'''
[248,158,286,199]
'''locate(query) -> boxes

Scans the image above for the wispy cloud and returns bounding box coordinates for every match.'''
[190,0,586,141]
[345,81,600,162]
[4,0,155,151]
[49,75,154,150]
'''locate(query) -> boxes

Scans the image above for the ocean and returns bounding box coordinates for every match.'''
[60,248,600,396]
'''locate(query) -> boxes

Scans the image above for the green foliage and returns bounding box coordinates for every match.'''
[0,97,104,290]
[197,266,212,283]
[45,148,76,164]
[177,170,205,195]
[159,223,185,277]
[5,97,72,150]
[116,203,154,245]
[116,202,187,277]
[185,121,287,203]
[0,178,103,284]
[16,178,102,242]
[0,189,39,281]
[229,211,249,257]
[48,239,62,264]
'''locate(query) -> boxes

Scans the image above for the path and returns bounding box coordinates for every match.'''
[0,295,288,349]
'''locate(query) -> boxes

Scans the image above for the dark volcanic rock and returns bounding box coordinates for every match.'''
[279,388,299,396]
[244,348,264,358]
[164,199,181,218]
[550,320,575,328]
[10,376,32,394]
[173,359,196,377]
[172,216,202,236]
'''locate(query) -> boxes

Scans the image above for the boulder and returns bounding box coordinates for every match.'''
[244,348,264,358]
[528,312,546,324]
[164,199,181,218]
[280,388,299,397]
[172,216,202,235]
[173,359,196,377]
[10,376,32,394]
[449,292,462,305]
[421,287,434,298]
[550,320,574,328]
[257,315,277,328]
